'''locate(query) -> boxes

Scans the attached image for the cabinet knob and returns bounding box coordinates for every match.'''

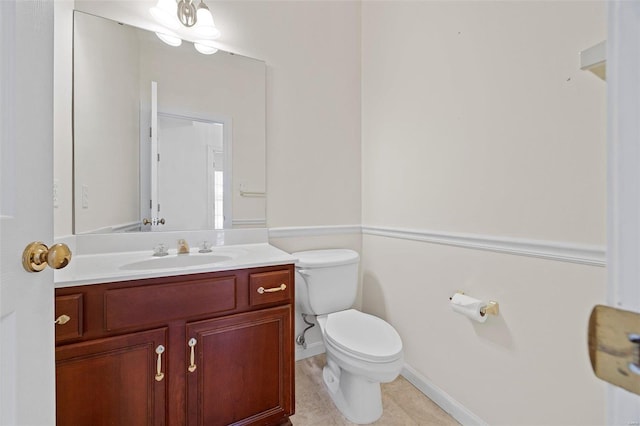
[257,283,287,294]
[54,314,71,325]
[155,345,165,382]
[188,338,197,373]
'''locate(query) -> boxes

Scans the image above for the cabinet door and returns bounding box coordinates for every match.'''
[56,328,167,426]
[186,306,293,426]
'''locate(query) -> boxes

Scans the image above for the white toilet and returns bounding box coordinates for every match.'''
[293,249,404,424]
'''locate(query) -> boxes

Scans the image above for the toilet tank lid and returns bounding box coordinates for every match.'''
[292,249,360,268]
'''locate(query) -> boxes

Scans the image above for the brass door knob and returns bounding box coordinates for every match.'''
[22,242,72,273]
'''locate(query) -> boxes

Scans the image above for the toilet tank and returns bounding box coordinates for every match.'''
[293,249,360,315]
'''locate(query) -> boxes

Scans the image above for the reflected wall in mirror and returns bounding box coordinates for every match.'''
[73,11,266,234]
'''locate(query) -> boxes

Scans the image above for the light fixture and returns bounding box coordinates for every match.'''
[152,0,220,35]
[193,2,221,40]
[150,0,222,54]
[176,0,197,27]
[155,32,182,47]
[194,40,218,55]
[150,0,180,30]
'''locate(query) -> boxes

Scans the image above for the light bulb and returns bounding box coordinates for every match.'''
[155,32,183,47]
[193,2,221,40]
[150,0,180,29]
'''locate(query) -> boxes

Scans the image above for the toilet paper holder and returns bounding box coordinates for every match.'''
[449,291,500,317]
[481,300,499,317]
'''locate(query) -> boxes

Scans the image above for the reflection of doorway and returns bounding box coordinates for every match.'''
[152,113,230,231]
[142,81,232,231]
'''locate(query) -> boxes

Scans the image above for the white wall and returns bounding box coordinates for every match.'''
[361,2,607,425]
[53,0,73,236]
[362,2,605,242]
[73,11,140,233]
[207,1,362,229]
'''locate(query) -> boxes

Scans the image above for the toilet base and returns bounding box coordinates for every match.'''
[322,358,383,424]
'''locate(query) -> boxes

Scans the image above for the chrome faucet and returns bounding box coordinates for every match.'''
[177,239,190,254]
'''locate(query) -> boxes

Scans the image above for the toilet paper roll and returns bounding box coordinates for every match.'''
[450,293,487,323]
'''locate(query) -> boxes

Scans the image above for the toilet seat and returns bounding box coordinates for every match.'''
[324,309,403,363]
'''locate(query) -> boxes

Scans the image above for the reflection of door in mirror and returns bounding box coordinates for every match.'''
[143,83,231,232]
[155,115,228,231]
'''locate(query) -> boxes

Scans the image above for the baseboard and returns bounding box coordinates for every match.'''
[401,363,487,426]
[295,341,325,361]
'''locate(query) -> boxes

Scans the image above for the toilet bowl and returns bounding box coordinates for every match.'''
[317,309,404,423]
[293,249,404,424]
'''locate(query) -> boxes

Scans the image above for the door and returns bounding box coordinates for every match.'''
[604,2,640,423]
[156,114,225,231]
[149,81,161,230]
[0,0,56,425]
[56,328,167,426]
[145,80,232,232]
[186,306,293,426]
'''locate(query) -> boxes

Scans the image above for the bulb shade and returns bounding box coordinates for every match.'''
[150,0,180,29]
[194,6,221,39]
[155,32,182,47]
[194,41,219,55]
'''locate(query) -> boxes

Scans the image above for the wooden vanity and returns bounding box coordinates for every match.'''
[54,263,295,426]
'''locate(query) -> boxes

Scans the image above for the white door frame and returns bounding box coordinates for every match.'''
[606,2,640,423]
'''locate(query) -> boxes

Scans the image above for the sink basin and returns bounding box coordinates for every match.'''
[120,254,233,271]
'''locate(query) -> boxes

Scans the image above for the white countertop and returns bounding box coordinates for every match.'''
[55,243,297,288]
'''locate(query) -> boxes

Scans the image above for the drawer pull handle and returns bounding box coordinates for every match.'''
[54,314,71,325]
[188,338,197,372]
[155,345,165,382]
[257,284,287,294]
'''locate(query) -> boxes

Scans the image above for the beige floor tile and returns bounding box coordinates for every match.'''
[292,355,459,426]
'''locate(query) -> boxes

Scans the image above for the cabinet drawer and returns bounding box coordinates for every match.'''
[105,276,237,331]
[55,294,83,343]
[249,270,291,307]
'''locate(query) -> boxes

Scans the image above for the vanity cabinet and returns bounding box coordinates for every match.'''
[54,264,295,426]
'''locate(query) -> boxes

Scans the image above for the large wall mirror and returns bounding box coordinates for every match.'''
[73,11,266,234]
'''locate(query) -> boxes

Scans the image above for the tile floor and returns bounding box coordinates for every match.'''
[291,354,459,426]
